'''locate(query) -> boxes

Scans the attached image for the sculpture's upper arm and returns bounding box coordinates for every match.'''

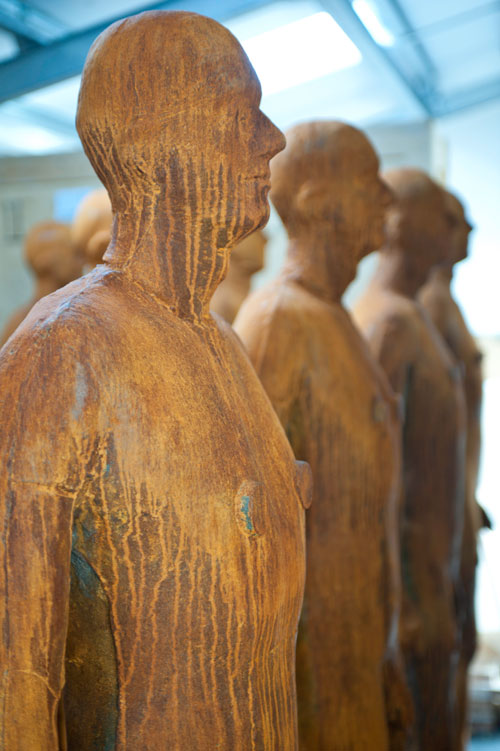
[0,327,90,748]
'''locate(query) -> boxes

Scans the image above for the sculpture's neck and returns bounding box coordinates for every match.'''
[282,232,354,304]
[34,276,61,301]
[105,192,230,320]
[429,263,453,286]
[372,248,423,299]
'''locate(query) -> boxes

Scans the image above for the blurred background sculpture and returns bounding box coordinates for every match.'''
[236,121,412,750]
[211,229,266,323]
[71,187,112,270]
[0,220,82,346]
[418,190,491,750]
[0,11,308,750]
[353,168,467,751]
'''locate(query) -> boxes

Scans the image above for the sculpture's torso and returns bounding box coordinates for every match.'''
[418,274,482,530]
[354,287,466,751]
[236,278,401,751]
[418,273,483,749]
[3,269,306,751]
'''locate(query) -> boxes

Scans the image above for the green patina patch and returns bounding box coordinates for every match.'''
[240,495,255,534]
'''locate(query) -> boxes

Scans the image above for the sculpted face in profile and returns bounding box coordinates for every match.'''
[71,188,112,270]
[235,121,412,750]
[210,229,266,323]
[0,11,309,751]
[353,168,466,751]
[418,190,488,750]
[0,220,82,346]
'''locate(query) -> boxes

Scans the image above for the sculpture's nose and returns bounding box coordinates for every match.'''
[260,112,286,160]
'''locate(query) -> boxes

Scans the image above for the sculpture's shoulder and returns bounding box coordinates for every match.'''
[236,278,306,339]
[235,279,307,369]
[354,288,420,351]
[2,269,116,355]
[0,270,121,429]
[0,277,93,372]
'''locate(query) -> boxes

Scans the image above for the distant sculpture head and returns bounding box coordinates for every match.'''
[444,190,473,265]
[76,11,284,314]
[270,120,392,297]
[210,229,266,322]
[71,188,112,269]
[382,168,452,286]
[25,220,82,287]
[231,230,266,277]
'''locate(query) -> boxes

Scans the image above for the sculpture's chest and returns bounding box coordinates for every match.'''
[410,319,462,422]
[302,307,398,453]
[72,321,304,586]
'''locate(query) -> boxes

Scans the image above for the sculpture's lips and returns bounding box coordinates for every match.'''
[253,174,271,190]
[251,167,271,179]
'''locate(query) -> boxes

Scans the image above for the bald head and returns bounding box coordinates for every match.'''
[77,11,260,206]
[71,188,112,268]
[271,120,380,231]
[382,167,453,280]
[383,168,445,212]
[24,221,82,286]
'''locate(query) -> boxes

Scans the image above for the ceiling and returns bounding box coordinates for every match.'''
[0,0,498,155]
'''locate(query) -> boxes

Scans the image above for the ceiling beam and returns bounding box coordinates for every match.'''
[1,101,78,137]
[0,0,66,44]
[320,0,431,116]
[0,0,269,104]
[381,0,437,81]
[431,76,500,118]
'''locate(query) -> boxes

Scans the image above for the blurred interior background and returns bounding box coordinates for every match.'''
[0,1,499,743]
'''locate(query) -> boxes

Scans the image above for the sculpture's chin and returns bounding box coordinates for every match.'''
[234,202,271,245]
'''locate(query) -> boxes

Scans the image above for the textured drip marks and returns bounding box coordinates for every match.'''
[64,549,118,751]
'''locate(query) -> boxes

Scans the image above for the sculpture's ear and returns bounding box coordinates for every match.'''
[384,203,404,240]
[294,178,331,220]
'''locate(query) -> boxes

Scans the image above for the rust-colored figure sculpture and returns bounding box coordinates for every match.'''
[353,169,466,751]
[211,229,266,323]
[0,12,309,750]
[235,121,412,750]
[71,188,112,270]
[0,220,82,346]
[418,190,487,750]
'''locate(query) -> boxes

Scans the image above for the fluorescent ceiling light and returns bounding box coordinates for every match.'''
[0,28,18,63]
[0,120,78,156]
[352,0,395,47]
[240,11,362,97]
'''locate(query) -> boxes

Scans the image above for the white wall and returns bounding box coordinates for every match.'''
[0,151,99,330]
[434,100,500,339]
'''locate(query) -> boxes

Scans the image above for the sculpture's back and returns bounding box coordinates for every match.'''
[0,12,307,750]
